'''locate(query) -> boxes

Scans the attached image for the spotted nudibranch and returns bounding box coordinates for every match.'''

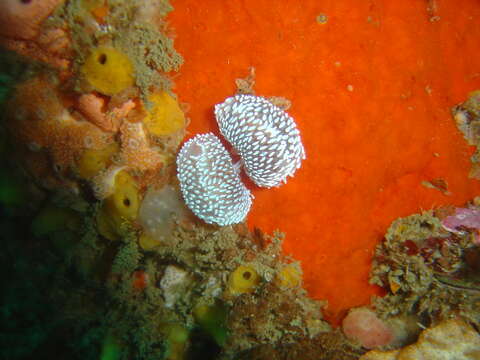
[215,94,306,188]
[177,94,305,226]
[176,133,253,226]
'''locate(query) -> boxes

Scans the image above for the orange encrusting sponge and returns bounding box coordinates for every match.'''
[169,0,480,324]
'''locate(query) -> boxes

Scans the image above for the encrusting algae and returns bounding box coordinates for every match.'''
[2,0,480,359]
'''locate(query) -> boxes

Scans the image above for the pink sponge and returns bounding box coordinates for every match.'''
[441,207,480,244]
[342,307,394,349]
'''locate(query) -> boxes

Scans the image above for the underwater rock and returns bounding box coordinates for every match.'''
[160,265,191,308]
[0,0,71,70]
[452,91,480,179]
[275,262,303,289]
[0,0,64,40]
[342,307,394,349]
[118,121,166,173]
[360,318,480,360]
[7,76,113,185]
[370,211,480,328]
[235,331,363,360]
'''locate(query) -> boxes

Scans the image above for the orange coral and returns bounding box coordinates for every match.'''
[0,1,71,72]
[118,120,165,174]
[108,99,136,126]
[7,76,112,176]
[20,148,75,191]
[77,93,108,131]
[0,0,64,40]
[170,0,480,324]
[1,36,71,71]
[77,93,136,132]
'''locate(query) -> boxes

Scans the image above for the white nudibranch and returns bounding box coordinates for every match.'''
[215,94,306,188]
[176,133,253,226]
[176,94,305,226]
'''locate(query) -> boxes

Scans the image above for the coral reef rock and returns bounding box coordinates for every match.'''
[360,318,480,360]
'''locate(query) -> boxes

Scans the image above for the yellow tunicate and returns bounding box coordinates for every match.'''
[276,263,302,289]
[227,265,260,295]
[77,142,119,179]
[104,170,139,224]
[81,46,135,95]
[138,232,161,251]
[143,92,186,136]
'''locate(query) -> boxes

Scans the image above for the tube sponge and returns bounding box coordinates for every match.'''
[81,46,135,95]
[104,170,139,222]
[96,169,140,240]
[227,265,260,295]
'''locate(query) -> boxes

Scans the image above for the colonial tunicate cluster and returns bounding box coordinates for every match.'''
[177,94,305,226]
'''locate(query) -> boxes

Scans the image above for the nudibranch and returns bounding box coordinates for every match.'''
[214,94,306,188]
[176,133,253,226]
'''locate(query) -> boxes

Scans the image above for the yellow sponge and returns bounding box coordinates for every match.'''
[96,170,139,240]
[77,142,119,179]
[104,170,139,222]
[227,265,260,295]
[276,263,302,289]
[81,46,135,95]
[143,92,186,136]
